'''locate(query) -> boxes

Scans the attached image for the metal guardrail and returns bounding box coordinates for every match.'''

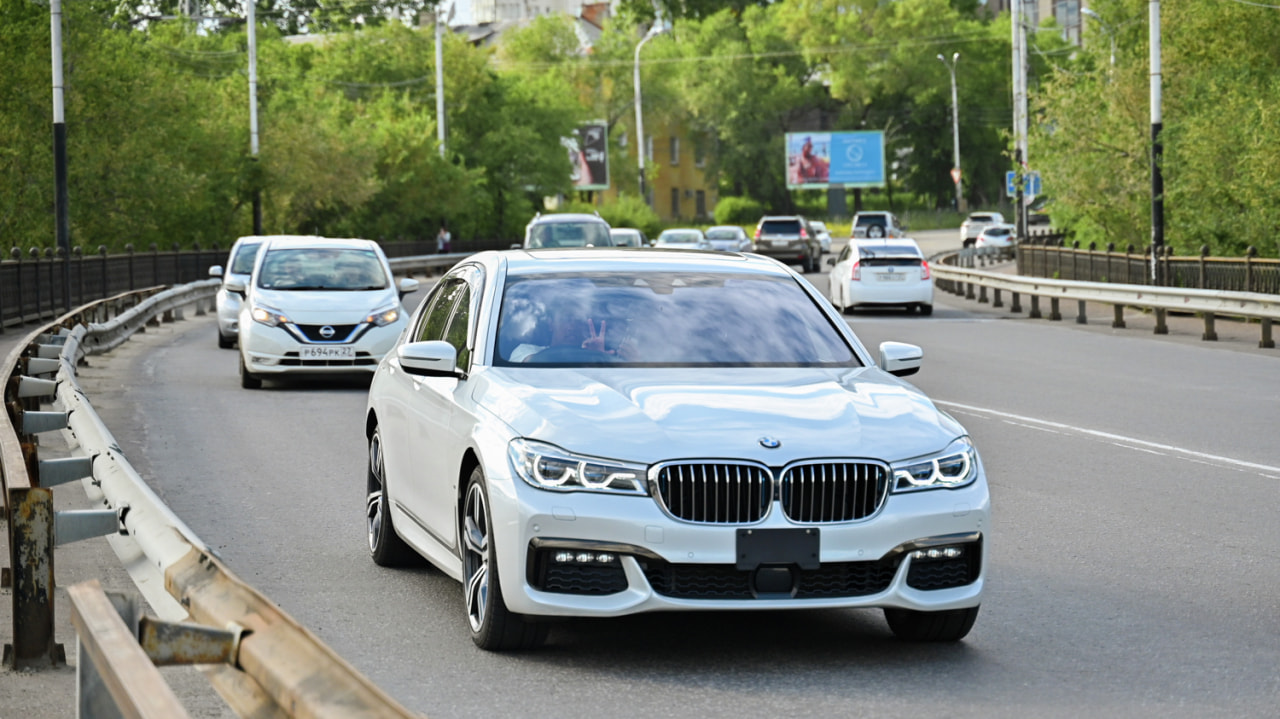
[3,277,421,717]
[933,251,1279,348]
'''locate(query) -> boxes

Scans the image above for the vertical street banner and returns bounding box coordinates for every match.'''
[786,131,886,189]
[566,121,609,191]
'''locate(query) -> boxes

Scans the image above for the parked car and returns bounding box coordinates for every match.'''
[364,248,988,650]
[811,220,833,253]
[851,211,907,240]
[609,227,649,248]
[975,223,1017,249]
[752,215,823,273]
[827,238,933,315]
[208,236,263,349]
[653,228,713,250]
[1027,198,1052,226]
[960,212,1005,248]
[522,213,613,249]
[228,236,418,389]
[703,225,753,252]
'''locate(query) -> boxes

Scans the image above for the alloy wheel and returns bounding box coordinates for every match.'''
[463,482,490,632]
[366,431,386,554]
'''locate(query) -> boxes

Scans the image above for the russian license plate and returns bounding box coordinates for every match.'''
[300,345,355,360]
[878,272,906,281]
[736,528,820,570]
[769,239,789,247]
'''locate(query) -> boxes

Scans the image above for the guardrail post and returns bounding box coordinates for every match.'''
[1010,292,1022,313]
[977,284,988,304]
[1028,295,1041,319]
[1049,297,1062,321]
[1199,245,1209,289]
[1154,308,1168,334]
[1113,304,1126,328]
[992,288,1003,308]
[5,486,64,668]
[1199,311,1218,341]
[1076,300,1087,324]
[1261,318,1274,349]
[1245,246,1256,292]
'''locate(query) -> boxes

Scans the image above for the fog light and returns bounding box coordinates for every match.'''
[910,545,965,561]
[576,552,593,563]
[596,553,616,563]
[554,551,574,563]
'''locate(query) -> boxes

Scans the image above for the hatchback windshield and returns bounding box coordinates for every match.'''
[230,243,262,274]
[705,228,742,240]
[256,248,388,291]
[527,222,612,248]
[495,272,858,367]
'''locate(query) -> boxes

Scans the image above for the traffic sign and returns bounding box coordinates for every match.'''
[1006,170,1042,199]
[950,168,962,185]
[1006,171,1017,197]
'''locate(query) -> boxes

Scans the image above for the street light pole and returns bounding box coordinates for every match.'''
[51,0,71,311]
[1150,0,1164,285]
[938,52,961,212]
[634,24,667,207]
[246,0,262,234]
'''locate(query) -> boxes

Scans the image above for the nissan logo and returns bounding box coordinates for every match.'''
[319,325,336,339]
[758,437,781,449]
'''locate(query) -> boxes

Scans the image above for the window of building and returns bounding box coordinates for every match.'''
[671,188,680,218]
[695,190,707,218]
[670,137,680,165]
[645,135,654,163]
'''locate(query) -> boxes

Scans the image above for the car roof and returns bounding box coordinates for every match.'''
[485,248,793,277]
[528,213,608,225]
[257,236,382,252]
[707,225,744,232]
[856,241,922,257]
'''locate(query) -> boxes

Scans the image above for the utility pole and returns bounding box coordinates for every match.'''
[634,24,668,207]
[938,52,962,213]
[247,0,262,234]
[1149,0,1164,284]
[1011,0,1029,243]
[51,0,71,311]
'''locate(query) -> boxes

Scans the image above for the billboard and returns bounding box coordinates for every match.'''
[565,121,609,191]
[786,131,886,189]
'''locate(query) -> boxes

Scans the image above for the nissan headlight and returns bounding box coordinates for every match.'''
[365,305,400,327]
[251,304,291,328]
[509,439,647,494]
[891,438,978,492]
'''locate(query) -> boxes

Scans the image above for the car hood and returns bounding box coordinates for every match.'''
[470,367,964,464]
[248,287,399,323]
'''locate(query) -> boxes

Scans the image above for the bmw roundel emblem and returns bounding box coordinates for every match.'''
[758,436,781,449]
[319,325,336,339]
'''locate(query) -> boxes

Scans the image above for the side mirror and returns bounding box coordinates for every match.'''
[510,243,522,250]
[397,341,460,378]
[209,265,224,278]
[224,277,246,295]
[826,258,836,266]
[398,277,420,299]
[878,341,922,377]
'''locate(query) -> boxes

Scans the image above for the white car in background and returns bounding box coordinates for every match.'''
[827,239,934,315]
[960,212,1005,248]
[653,228,713,250]
[363,248,988,650]
[228,236,418,389]
[703,225,753,252]
[975,223,1017,249]
[208,236,263,349]
[811,221,833,254]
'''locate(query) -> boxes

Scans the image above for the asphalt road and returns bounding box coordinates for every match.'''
[4,233,1278,718]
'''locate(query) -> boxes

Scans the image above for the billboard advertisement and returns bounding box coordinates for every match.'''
[565,121,609,191]
[786,131,886,189]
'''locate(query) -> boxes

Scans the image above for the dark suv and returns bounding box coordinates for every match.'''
[522,213,613,249]
[752,215,823,273]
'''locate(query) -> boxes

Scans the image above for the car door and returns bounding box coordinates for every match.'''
[383,273,473,552]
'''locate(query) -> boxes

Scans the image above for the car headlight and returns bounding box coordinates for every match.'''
[891,438,978,492]
[509,439,648,494]
[250,304,291,327]
[365,305,400,327]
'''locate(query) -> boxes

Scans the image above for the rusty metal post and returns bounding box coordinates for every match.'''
[992,288,1003,308]
[1049,297,1061,321]
[1010,292,1022,313]
[1076,300,1087,324]
[5,486,63,668]
[1202,312,1217,341]
[1113,304,1126,328]
[1154,308,1168,334]
[1261,318,1274,349]
[1029,295,1041,319]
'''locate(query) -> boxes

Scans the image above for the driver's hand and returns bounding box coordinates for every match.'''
[580,318,607,352]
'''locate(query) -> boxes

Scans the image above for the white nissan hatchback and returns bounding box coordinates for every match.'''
[229,236,418,389]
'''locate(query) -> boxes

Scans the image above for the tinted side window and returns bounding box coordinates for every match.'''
[414,279,465,343]
[443,286,472,368]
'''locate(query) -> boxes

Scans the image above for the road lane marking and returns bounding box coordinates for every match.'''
[939,400,1280,479]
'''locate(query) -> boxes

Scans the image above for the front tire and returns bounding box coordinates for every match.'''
[366,426,417,567]
[463,467,548,651]
[218,331,234,349]
[884,605,979,642]
[239,354,262,389]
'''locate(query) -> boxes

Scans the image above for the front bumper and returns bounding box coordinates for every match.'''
[239,320,404,376]
[492,477,988,617]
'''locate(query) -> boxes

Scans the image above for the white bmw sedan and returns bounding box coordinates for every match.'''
[229,236,418,389]
[365,249,987,650]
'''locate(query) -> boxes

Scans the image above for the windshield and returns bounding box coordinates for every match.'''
[229,242,262,274]
[855,216,886,226]
[705,229,741,240]
[657,231,703,244]
[527,221,612,248]
[256,248,389,291]
[494,272,859,367]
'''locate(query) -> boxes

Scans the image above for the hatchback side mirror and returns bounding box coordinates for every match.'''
[878,341,922,377]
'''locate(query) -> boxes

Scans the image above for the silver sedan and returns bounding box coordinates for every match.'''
[363,249,989,650]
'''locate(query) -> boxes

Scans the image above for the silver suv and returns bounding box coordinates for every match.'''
[852,211,907,240]
[522,213,613,249]
[752,215,823,273]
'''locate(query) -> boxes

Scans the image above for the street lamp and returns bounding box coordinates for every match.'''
[1081,8,1117,68]
[634,23,668,207]
[436,3,456,159]
[937,52,962,212]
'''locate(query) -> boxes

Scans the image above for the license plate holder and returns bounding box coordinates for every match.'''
[878,272,906,281]
[736,528,820,570]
